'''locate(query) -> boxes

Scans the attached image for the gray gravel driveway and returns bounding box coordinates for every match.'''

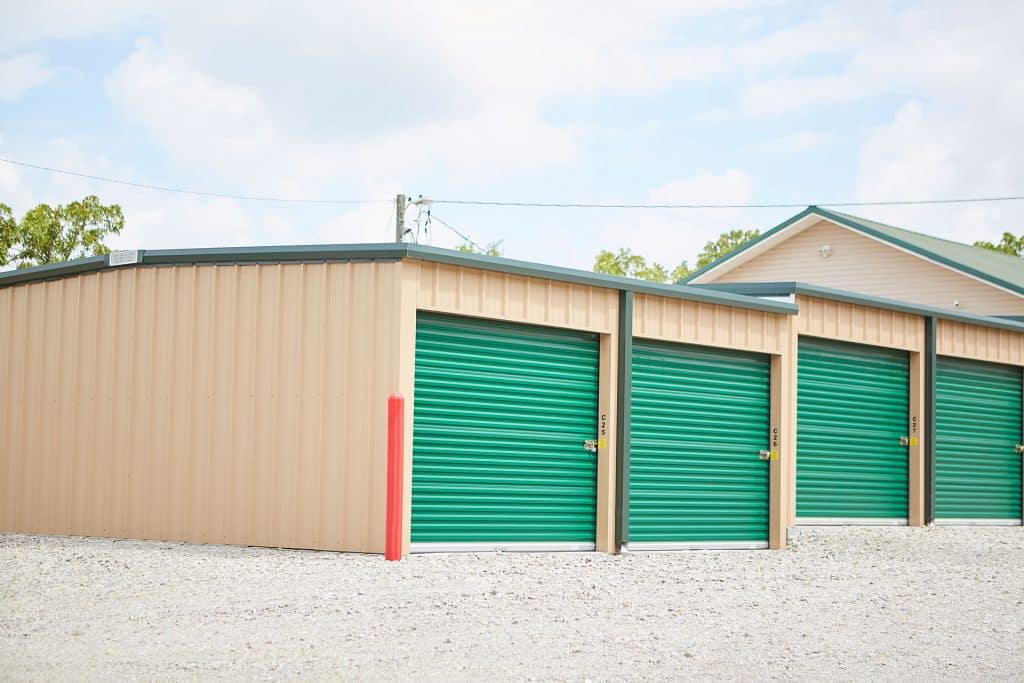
[2,526,1023,680]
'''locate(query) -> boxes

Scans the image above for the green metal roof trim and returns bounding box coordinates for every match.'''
[682,206,1024,296]
[0,242,798,315]
[692,281,1024,334]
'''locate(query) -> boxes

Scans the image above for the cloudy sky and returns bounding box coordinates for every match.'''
[1,1,1022,270]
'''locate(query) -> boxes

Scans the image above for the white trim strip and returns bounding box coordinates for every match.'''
[933,518,1022,527]
[409,542,596,554]
[796,517,908,526]
[625,541,769,551]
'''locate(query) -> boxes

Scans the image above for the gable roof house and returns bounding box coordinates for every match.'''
[684,206,1024,317]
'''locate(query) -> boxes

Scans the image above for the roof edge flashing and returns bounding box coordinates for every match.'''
[0,241,797,315]
[696,281,1024,334]
[403,244,798,314]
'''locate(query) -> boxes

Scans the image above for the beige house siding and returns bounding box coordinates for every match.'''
[706,219,1024,316]
[0,261,404,553]
[937,320,1024,366]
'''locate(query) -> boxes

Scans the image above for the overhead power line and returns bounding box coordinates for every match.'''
[430,213,487,252]
[4,155,1024,209]
[431,196,1024,209]
[0,157,387,205]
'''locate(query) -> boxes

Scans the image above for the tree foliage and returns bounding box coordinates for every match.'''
[0,196,124,269]
[974,232,1024,257]
[593,228,761,283]
[592,248,690,283]
[457,240,504,256]
[695,228,761,269]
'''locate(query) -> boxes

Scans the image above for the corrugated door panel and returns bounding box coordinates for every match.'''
[936,357,1022,520]
[412,313,599,544]
[630,340,770,543]
[797,337,910,519]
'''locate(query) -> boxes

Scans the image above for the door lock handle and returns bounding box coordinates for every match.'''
[1015,444,1024,455]
[758,449,771,461]
[899,436,910,447]
[584,439,598,453]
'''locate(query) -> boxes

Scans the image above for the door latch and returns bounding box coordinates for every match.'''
[1015,444,1024,455]
[758,449,771,461]
[584,439,598,453]
[899,436,910,447]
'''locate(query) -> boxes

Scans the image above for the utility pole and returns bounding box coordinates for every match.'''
[394,194,406,243]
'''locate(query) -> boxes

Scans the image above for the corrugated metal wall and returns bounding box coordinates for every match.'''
[415,261,617,333]
[795,295,924,352]
[937,319,1024,365]
[633,294,786,354]
[0,262,403,552]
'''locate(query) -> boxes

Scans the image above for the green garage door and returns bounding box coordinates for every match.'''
[630,340,771,548]
[797,337,910,522]
[935,357,1023,523]
[412,313,599,549]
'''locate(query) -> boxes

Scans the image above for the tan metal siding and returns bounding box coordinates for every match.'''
[632,294,786,354]
[936,320,1024,366]
[415,261,617,333]
[796,295,924,352]
[711,219,1024,316]
[0,262,403,553]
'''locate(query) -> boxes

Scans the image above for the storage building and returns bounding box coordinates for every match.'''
[1,240,1021,556]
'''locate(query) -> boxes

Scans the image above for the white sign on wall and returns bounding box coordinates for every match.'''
[109,250,140,267]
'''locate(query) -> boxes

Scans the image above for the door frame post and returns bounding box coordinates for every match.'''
[614,290,633,551]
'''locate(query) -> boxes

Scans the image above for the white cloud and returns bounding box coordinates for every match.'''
[853,100,1024,246]
[593,169,759,273]
[747,130,837,156]
[0,2,147,53]
[5,0,1024,266]
[0,53,58,101]
[706,1,1024,120]
[0,134,390,253]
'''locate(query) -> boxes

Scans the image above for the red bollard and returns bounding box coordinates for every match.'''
[385,394,404,561]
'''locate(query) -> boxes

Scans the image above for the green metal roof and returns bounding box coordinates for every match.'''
[0,242,798,315]
[683,206,1024,296]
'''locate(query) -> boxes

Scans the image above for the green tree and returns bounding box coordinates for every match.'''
[695,228,760,270]
[0,196,124,269]
[457,240,504,256]
[974,232,1024,257]
[592,248,691,283]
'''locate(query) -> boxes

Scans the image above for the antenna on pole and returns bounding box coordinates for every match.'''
[394,194,406,243]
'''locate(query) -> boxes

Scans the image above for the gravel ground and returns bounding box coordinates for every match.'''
[2,527,1023,681]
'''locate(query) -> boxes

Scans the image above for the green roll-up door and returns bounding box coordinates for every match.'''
[629,340,771,547]
[797,337,910,521]
[412,313,599,547]
[935,357,1023,522]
